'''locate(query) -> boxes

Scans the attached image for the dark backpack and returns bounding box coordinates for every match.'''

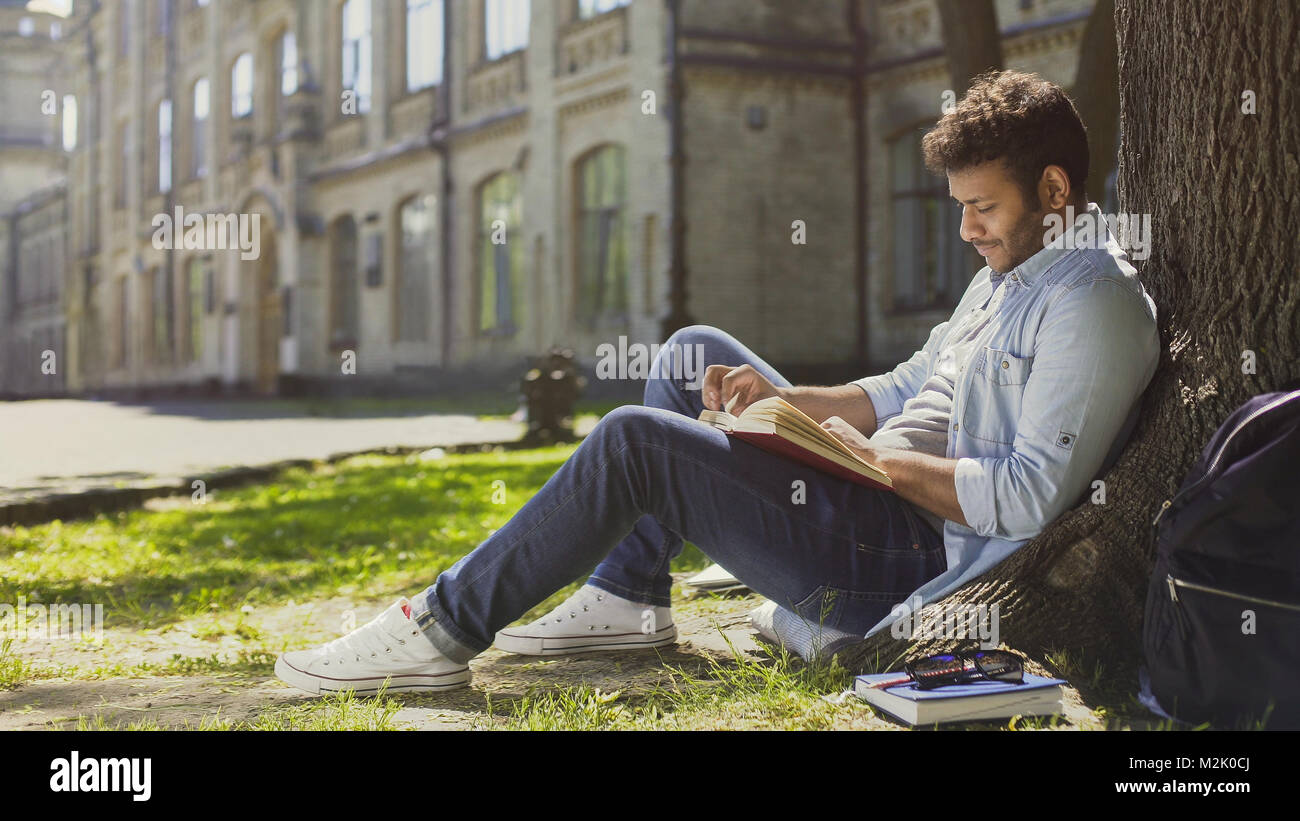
[1141,388,1300,729]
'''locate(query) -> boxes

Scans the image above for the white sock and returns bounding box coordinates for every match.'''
[750,600,862,661]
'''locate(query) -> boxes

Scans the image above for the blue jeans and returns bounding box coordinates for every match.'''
[410,325,947,663]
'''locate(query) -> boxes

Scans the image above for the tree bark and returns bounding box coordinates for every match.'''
[935,0,1003,94]
[837,0,1300,693]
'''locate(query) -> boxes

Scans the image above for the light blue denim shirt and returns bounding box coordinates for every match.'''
[853,202,1160,638]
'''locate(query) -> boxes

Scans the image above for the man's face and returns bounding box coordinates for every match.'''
[947,161,1048,274]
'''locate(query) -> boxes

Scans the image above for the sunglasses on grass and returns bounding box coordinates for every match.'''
[868,649,1026,691]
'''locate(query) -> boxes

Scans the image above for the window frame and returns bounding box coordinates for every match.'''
[475,172,523,336]
[573,143,629,328]
[484,0,530,62]
[231,52,254,120]
[887,124,969,314]
[340,0,373,114]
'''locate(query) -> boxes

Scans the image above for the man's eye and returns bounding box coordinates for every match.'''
[977,205,993,214]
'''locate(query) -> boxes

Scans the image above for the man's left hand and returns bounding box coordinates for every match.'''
[820,415,877,460]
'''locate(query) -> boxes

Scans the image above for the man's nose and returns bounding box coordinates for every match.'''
[960,206,983,243]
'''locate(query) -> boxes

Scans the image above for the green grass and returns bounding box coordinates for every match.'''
[0,447,602,632]
[0,444,708,693]
[0,439,1197,731]
[483,638,869,731]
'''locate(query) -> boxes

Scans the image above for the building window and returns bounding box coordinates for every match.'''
[889,128,967,311]
[61,94,77,151]
[18,16,34,37]
[279,30,299,97]
[192,78,209,178]
[329,215,359,349]
[151,266,172,362]
[115,121,129,208]
[157,99,173,193]
[406,0,443,92]
[577,0,629,20]
[484,0,529,60]
[341,0,372,114]
[576,144,627,325]
[118,4,130,57]
[398,194,436,341]
[115,277,129,369]
[477,172,522,335]
[231,52,253,119]
[185,258,204,362]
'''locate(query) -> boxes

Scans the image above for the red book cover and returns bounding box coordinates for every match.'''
[727,429,893,492]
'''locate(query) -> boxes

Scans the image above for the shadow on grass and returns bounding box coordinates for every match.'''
[0,452,571,630]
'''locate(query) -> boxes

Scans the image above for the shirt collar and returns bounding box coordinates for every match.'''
[1010,201,1104,288]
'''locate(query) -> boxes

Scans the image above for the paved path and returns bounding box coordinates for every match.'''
[0,399,594,503]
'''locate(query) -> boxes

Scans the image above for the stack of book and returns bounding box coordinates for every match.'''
[853,671,1067,726]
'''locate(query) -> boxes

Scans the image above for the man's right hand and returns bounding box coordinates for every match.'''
[702,364,782,416]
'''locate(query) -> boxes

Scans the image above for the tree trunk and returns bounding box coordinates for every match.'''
[838,0,1300,692]
[935,0,1002,94]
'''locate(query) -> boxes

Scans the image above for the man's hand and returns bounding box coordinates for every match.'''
[819,415,876,459]
[822,416,970,527]
[702,364,782,415]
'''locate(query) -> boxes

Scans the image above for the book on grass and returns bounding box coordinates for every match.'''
[682,563,749,593]
[698,396,892,491]
[853,671,1068,726]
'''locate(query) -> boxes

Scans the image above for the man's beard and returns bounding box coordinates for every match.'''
[991,206,1050,273]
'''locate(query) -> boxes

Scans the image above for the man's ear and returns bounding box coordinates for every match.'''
[1039,165,1073,210]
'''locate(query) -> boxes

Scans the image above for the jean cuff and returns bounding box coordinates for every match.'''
[587,574,672,608]
[408,586,486,665]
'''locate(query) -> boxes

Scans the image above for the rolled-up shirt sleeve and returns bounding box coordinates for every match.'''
[851,319,950,425]
[954,279,1159,541]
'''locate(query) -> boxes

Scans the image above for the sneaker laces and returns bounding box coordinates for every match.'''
[533,586,606,626]
[317,610,418,667]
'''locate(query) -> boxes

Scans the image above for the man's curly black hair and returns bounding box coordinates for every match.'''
[922,70,1090,211]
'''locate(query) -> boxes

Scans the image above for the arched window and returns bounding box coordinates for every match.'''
[397,194,436,342]
[329,215,360,349]
[575,144,627,325]
[477,172,522,335]
[231,52,254,118]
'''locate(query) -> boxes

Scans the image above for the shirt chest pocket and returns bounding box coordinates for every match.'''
[960,346,1034,445]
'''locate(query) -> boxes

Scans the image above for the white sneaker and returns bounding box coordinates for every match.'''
[493,583,676,656]
[275,598,470,694]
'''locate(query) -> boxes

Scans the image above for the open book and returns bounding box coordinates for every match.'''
[698,396,892,491]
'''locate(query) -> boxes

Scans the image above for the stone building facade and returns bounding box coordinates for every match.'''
[0,0,1099,398]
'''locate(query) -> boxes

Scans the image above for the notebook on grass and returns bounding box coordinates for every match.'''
[698,396,891,491]
[853,672,1067,726]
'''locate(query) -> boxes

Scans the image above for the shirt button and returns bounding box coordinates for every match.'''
[953,423,959,431]
[1001,360,1009,369]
